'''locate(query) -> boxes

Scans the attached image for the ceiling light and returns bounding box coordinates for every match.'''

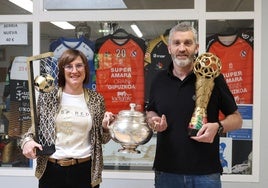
[9,0,33,13]
[50,22,75,30]
[99,29,110,33]
[131,24,143,38]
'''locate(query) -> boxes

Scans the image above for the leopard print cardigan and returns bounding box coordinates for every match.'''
[20,87,111,187]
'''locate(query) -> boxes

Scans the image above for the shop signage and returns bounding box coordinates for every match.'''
[0,23,28,45]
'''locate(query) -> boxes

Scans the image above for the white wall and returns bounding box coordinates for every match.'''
[0,1,267,187]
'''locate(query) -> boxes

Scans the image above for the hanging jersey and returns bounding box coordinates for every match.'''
[95,35,146,114]
[144,34,172,105]
[49,36,96,90]
[206,30,254,104]
[9,56,31,137]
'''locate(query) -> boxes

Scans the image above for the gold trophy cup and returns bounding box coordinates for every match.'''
[188,52,222,136]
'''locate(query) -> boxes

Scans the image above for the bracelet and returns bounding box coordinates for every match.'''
[217,121,224,135]
[20,136,34,150]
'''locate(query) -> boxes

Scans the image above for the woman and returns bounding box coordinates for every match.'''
[21,49,115,188]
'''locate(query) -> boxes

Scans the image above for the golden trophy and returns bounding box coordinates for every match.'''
[27,52,57,155]
[188,52,222,136]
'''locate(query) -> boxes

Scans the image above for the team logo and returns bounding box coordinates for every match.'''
[131,50,137,57]
[240,50,247,58]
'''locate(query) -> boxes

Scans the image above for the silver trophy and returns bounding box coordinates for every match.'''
[108,103,153,154]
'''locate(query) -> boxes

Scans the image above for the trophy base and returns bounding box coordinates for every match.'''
[36,144,56,156]
[188,128,199,136]
[118,145,141,154]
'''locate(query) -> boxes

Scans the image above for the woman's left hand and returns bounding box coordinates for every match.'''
[102,111,116,130]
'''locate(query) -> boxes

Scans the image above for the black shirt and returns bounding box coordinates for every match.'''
[146,63,237,175]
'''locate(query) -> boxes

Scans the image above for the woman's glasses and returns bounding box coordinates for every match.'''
[63,63,85,72]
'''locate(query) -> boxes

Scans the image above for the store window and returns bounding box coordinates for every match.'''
[43,0,194,11]
[0,0,259,182]
[0,21,32,168]
[0,1,32,15]
[207,19,254,175]
[206,0,254,12]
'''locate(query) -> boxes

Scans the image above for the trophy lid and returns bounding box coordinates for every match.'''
[118,103,144,118]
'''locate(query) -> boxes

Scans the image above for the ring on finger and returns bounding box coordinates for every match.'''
[153,123,158,130]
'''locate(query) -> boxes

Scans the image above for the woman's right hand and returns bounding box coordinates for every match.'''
[22,140,42,159]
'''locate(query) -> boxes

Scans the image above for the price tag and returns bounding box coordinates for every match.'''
[0,23,28,45]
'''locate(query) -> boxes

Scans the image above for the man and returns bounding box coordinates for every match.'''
[146,22,242,188]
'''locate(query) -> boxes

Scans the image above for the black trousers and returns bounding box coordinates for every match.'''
[39,160,99,188]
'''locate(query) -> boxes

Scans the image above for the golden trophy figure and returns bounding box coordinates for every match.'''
[188,52,222,136]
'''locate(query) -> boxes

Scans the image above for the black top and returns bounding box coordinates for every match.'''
[146,62,237,175]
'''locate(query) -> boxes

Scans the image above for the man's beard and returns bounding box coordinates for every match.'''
[173,55,194,67]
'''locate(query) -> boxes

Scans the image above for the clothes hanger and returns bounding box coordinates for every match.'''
[112,28,129,39]
[218,27,238,45]
[219,26,238,36]
[163,28,171,36]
